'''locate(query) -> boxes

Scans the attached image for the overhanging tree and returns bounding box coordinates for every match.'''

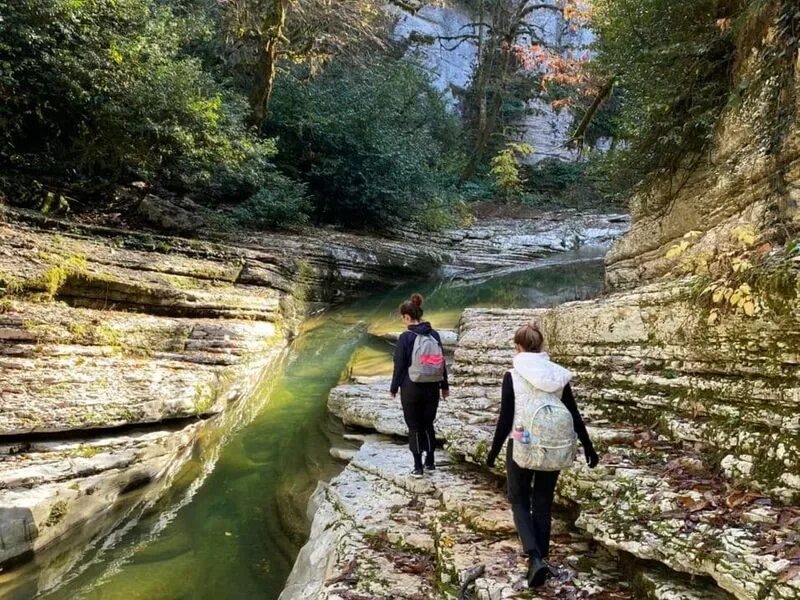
[220,0,387,128]
[440,0,593,180]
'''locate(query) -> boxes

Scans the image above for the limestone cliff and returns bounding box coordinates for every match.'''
[605,8,799,288]
[389,0,603,163]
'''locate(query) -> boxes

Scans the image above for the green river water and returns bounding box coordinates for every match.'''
[6,252,606,600]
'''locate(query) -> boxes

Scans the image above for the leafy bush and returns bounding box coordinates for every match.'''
[522,159,583,192]
[415,195,475,231]
[459,179,496,203]
[516,158,621,209]
[0,0,275,197]
[233,174,311,229]
[268,59,465,229]
[489,143,534,202]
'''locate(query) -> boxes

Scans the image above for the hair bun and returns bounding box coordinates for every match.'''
[410,293,424,307]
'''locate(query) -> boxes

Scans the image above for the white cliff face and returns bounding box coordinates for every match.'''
[388,2,479,107]
[390,0,603,163]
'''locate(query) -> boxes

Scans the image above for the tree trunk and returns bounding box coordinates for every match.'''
[569,76,617,148]
[461,0,529,181]
[461,5,517,181]
[248,0,289,130]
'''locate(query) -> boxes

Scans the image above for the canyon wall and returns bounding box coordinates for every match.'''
[0,206,624,595]
[290,8,800,599]
[389,0,602,163]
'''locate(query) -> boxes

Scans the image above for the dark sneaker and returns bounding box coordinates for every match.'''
[411,468,424,478]
[424,462,436,471]
[526,557,550,588]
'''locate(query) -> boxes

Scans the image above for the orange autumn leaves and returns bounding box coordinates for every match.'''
[507,0,599,109]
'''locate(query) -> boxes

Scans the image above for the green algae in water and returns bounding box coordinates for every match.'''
[13,255,604,600]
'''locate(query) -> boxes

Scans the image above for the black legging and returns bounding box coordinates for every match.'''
[400,381,439,467]
[506,442,560,559]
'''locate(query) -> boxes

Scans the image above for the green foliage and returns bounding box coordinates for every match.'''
[0,0,468,232]
[523,159,582,192]
[489,143,533,201]
[459,180,496,203]
[416,196,475,231]
[44,500,69,528]
[268,59,465,229]
[592,0,739,187]
[37,254,88,298]
[0,0,276,197]
[233,174,312,229]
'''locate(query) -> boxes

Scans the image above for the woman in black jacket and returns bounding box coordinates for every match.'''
[486,321,599,588]
[390,294,449,477]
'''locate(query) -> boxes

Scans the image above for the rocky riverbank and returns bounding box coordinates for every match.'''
[305,298,800,599]
[0,206,626,593]
[285,16,800,598]
[280,438,715,600]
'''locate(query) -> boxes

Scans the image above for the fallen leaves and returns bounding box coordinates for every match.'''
[674,491,718,513]
[724,490,761,509]
[325,558,359,586]
[778,564,800,583]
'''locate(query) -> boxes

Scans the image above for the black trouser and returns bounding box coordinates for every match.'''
[506,442,560,559]
[400,381,439,467]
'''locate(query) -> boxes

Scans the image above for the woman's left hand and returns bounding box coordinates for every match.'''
[441,389,450,399]
[585,446,599,468]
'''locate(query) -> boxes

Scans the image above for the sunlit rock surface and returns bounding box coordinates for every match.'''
[0,208,622,570]
[282,439,730,600]
[325,307,800,598]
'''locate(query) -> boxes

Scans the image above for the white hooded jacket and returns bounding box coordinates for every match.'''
[511,352,572,394]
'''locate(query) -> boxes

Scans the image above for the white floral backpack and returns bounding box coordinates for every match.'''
[509,353,577,471]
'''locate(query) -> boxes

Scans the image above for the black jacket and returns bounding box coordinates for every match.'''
[486,373,595,465]
[390,321,449,394]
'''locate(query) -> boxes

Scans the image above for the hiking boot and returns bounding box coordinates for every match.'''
[526,556,550,588]
[544,562,560,581]
[411,467,424,478]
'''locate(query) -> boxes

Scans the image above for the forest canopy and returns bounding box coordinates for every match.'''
[2,0,788,230]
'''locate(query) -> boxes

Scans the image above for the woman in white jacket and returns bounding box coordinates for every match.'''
[486,322,599,588]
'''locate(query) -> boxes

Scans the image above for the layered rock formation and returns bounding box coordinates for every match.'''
[449,307,800,599]
[321,300,800,598]
[292,9,800,599]
[0,207,624,588]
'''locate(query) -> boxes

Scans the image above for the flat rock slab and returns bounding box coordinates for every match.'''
[0,421,202,567]
[281,439,638,600]
[329,379,464,440]
[0,299,283,434]
[283,439,726,599]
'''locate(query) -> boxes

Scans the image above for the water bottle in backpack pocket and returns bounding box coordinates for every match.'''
[408,333,445,383]
[509,369,577,471]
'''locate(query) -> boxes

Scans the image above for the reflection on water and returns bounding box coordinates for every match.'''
[8,254,605,600]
